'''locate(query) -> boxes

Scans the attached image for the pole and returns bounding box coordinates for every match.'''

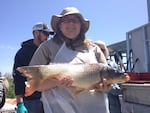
[147,0,150,22]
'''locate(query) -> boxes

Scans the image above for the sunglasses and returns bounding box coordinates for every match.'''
[61,18,80,23]
[40,31,49,36]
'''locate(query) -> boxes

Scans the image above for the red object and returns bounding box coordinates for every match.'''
[139,72,150,80]
[126,72,150,84]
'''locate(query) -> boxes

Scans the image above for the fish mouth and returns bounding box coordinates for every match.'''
[124,73,130,82]
[112,73,131,84]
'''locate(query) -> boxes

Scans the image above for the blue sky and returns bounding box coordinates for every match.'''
[0,0,148,74]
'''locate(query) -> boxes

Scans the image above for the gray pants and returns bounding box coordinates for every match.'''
[108,93,122,113]
[24,99,44,113]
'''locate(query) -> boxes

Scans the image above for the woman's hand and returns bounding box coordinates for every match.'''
[95,78,113,92]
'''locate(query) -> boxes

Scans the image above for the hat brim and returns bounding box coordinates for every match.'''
[51,13,89,33]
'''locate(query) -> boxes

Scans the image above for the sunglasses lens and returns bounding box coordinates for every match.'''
[42,31,49,36]
[61,17,80,23]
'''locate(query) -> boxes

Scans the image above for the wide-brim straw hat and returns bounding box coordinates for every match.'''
[51,7,89,33]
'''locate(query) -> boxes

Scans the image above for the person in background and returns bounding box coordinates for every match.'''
[114,51,125,71]
[0,72,7,109]
[29,7,112,113]
[95,40,122,113]
[12,22,54,113]
[95,40,109,58]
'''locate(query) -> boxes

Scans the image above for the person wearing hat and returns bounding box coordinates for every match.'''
[30,7,112,113]
[12,22,54,113]
[95,40,122,113]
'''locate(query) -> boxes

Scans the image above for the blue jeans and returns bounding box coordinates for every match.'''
[24,99,44,113]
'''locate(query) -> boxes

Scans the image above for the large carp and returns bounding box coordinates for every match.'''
[17,63,130,96]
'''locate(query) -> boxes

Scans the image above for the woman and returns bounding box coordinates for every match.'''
[30,7,111,113]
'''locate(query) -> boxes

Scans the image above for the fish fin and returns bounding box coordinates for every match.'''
[25,86,35,97]
[24,81,35,96]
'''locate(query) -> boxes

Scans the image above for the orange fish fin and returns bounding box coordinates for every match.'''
[25,86,35,97]
[24,81,36,96]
